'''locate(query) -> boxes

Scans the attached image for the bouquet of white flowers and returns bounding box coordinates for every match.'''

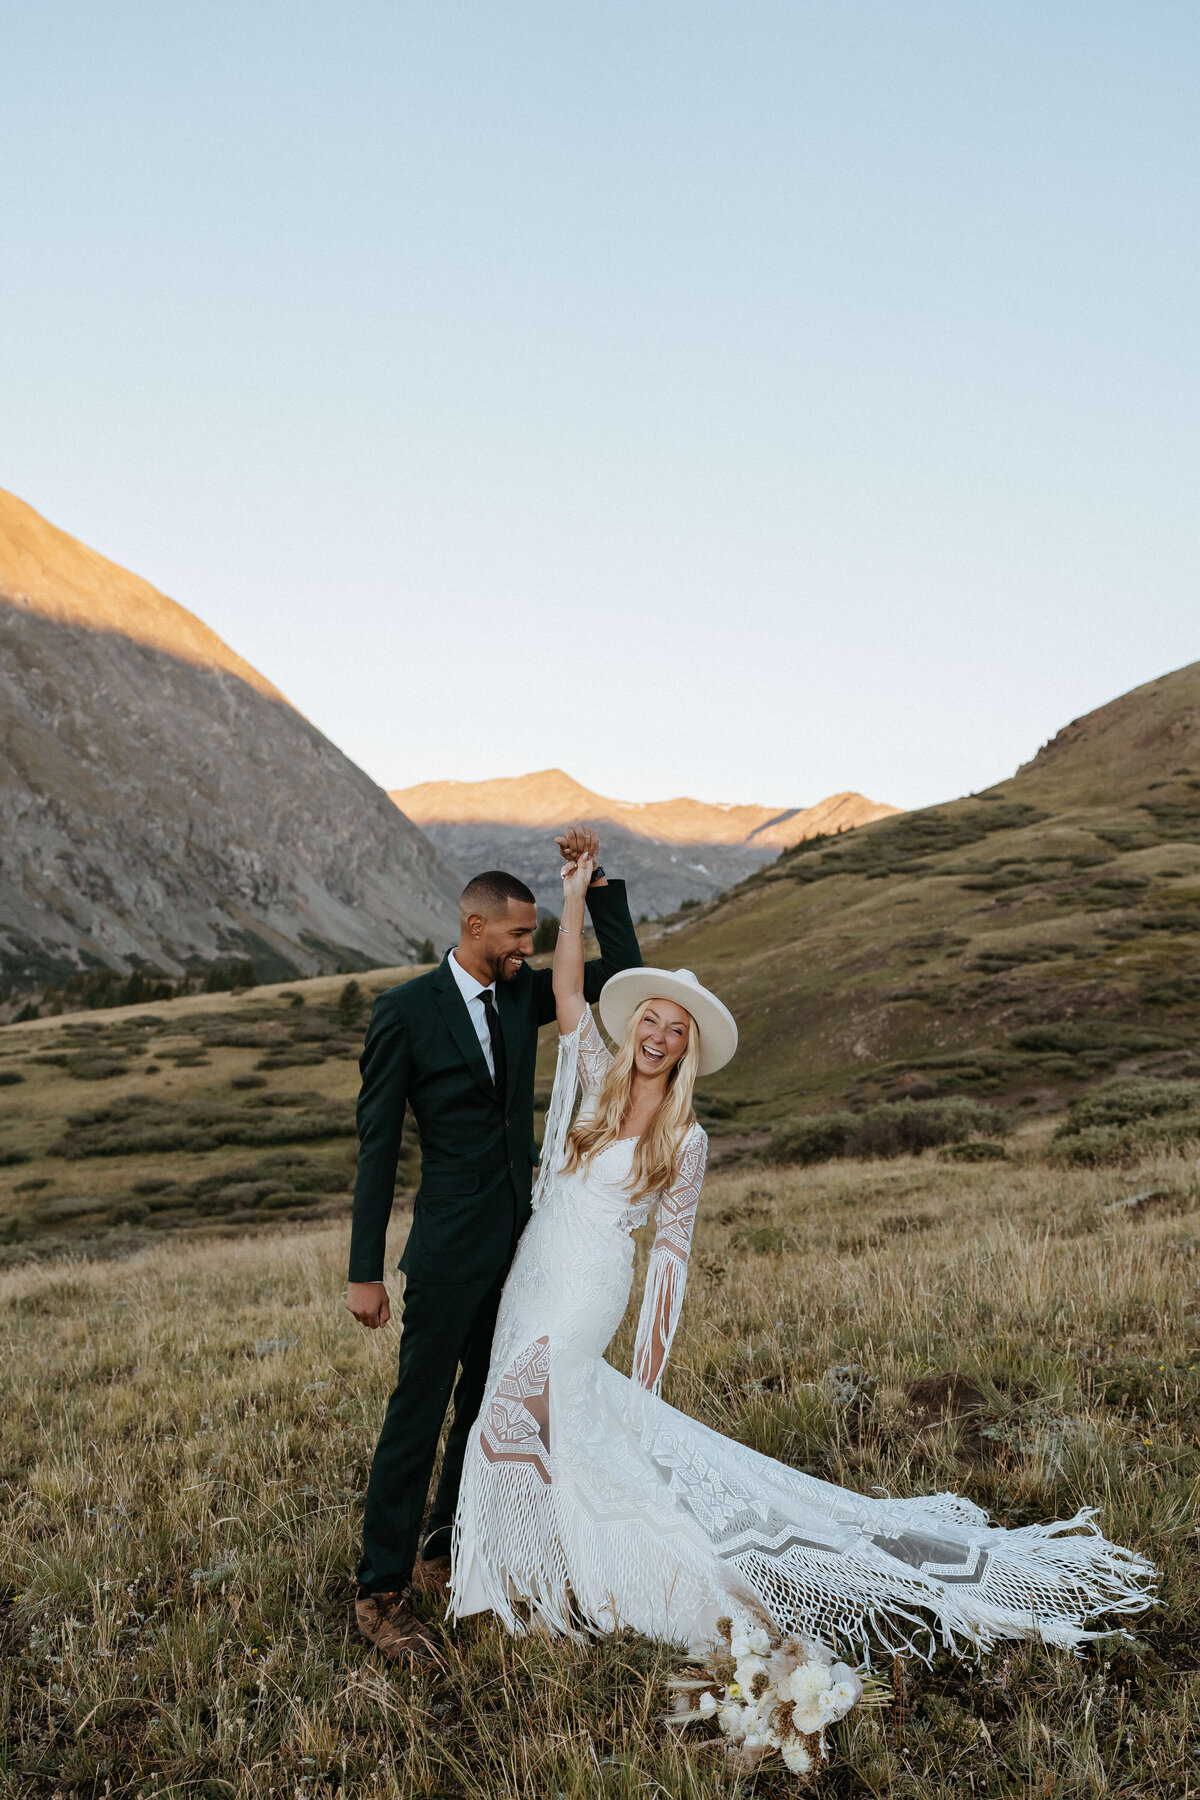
[664,1612,890,1776]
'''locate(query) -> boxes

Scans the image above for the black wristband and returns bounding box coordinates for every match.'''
[588,864,607,886]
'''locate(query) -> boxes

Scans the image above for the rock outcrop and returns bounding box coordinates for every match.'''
[0,490,460,988]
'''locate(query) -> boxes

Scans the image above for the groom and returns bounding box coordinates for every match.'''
[345,827,642,1659]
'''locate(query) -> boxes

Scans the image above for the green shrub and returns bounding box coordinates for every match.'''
[56,1095,355,1159]
[335,980,367,1029]
[763,1112,859,1166]
[65,1052,130,1081]
[108,1200,150,1225]
[1057,1076,1200,1134]
[937,1141,1008,1163]
[1008,1023,1178,1056]
[532,916,559,954]
[0,1149,31,1167]
[1048,1119,1200,1167]
[763,1097,1009,1167]
[1142,973,1200,1007]
[255,1049,327,1069]
[0,1069,25,1085]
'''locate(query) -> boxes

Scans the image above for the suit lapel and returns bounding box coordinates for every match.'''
[497,975,523,1111]
[432,957,497,1100]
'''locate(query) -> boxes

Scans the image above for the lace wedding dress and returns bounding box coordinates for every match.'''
[450,1008,1152,1657]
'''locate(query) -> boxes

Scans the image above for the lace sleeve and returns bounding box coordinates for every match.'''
[631,1126,708,1395]
[575,1003,613,1099]
[532,1006,612,1211]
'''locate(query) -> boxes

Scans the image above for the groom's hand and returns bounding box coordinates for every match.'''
[346,1280,391,1329]
[556,824,605,879]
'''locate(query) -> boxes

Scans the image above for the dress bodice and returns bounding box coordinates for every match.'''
[533,1005,708,1394]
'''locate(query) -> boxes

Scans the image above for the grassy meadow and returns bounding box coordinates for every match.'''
[4,1123,1200,1798]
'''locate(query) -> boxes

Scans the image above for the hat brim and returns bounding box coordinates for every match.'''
[597,967,738,1077]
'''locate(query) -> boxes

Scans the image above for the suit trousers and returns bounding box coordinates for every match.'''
[356,1269,506,1595]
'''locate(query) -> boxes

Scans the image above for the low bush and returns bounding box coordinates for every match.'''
[65,1052,130,1081]
[1047,1075,1200,1166]
[0,1148,31,1167]
[56,1096,356,1159]
[0,1068,25,1085]
[1048,1119,1200,1167]
[1057,1076,1200,1133]
[1142,973,1200,1007]
[763,1097,1009,1167]
[937,1140,1008,1163]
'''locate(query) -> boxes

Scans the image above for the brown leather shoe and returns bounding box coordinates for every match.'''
[355,1589,439,1662]
[411,1553,452,1599]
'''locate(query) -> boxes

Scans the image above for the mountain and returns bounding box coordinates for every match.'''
[647,662,1200,1123]
[0,490,460,991]
[390,769,898,916]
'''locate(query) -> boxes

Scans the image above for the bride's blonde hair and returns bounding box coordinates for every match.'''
[563,1001,700,1202]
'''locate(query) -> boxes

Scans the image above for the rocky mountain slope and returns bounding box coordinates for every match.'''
[647,662,1200,1125]
[391,768,898,916]
[0,490,460,991]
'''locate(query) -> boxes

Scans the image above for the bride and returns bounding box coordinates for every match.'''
[450,854,1152,1659]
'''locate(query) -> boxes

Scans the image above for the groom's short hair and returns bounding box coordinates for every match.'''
[460,870,537,920]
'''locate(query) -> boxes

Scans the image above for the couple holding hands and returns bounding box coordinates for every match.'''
[345,828,1151,1670]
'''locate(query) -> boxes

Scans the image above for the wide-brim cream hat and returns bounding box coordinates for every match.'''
[597,966,738,1077]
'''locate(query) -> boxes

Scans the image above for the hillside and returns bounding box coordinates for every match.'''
[0,491,460,992]
[392,768,898,915]
[649,662,1200,1126]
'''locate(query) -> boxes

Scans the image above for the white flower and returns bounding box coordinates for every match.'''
[788,1662,833,1707]
[729,1615,772,1657]
[825,1664,864,1718]
[782,1739,814,1775]
[696,1690,718,1718]
[717,1699,748,1738]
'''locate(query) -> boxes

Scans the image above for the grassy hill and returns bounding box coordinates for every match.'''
[649,661,1200,1133]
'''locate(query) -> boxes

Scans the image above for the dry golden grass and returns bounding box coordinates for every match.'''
[4,1145,1199,1797]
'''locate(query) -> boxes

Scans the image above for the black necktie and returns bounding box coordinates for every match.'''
[479,987,507,1096]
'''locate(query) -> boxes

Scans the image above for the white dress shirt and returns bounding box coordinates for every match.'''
[449,950,499,1080]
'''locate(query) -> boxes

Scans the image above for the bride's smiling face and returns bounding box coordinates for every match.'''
[632,1000,692,1078]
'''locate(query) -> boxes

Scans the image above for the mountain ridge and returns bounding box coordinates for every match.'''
[392,767,898,850]
[0,492,460,990]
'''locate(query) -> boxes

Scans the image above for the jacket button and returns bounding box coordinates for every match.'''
[509,1158,515,1169]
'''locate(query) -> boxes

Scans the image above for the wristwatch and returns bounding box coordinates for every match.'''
[588,864,606,886]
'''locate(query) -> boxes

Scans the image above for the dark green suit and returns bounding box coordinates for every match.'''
[351,880,641,1595]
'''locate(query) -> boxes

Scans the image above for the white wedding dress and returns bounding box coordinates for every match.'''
[450,1008,1152,1658]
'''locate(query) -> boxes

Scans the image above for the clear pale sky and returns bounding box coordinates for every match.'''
[3,3,1198,812]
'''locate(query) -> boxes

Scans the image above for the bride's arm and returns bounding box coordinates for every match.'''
[632,1129,708,1394]
[552,852,594,1036]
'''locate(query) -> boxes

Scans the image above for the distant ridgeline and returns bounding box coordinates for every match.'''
[390,769,900,919]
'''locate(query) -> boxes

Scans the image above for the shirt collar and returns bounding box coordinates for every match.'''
[449,949,494,1003]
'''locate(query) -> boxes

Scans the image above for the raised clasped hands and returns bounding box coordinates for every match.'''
[560,852,595,901]
[555,824,599,867]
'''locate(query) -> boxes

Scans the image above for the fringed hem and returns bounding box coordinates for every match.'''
[452,1483,1156,1667]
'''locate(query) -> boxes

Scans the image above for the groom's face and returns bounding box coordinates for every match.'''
[476,900,538,983]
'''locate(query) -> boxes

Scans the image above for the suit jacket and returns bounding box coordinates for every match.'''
[348,880,642,1286]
